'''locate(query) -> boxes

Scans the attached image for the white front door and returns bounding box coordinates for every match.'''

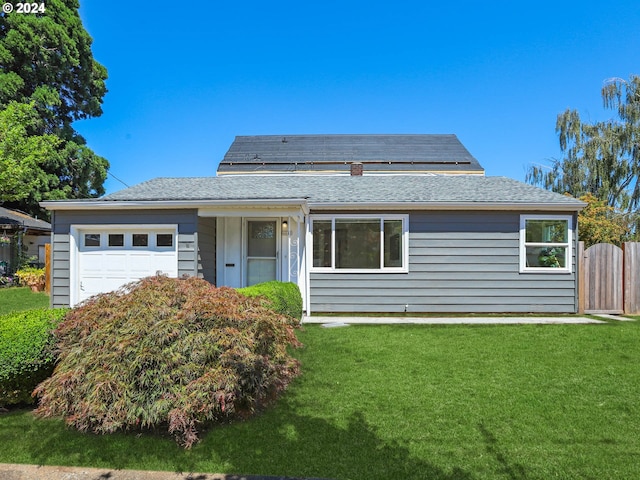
[246,219,278,286]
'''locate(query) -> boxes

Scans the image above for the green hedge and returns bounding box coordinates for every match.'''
[0,308,67,406]
[238,281,303,321]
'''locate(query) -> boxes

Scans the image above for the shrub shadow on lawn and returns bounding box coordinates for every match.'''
[1,408,193,472]
[195,405,475,480]
[6,405,475,480]
[478,423,527,480]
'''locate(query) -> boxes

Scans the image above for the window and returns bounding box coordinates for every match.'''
[84,233,100,247]
[520,215,572,272]
[311,215,408,272]
[156,233,173,247]
[108,234,124,247]
[132,234,148,247]
[312,220,332,267]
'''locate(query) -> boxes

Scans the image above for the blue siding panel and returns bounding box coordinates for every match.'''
[310,211,578,314]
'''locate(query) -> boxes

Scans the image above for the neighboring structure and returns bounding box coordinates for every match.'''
[42,134,586,314]
[0,207,51,275]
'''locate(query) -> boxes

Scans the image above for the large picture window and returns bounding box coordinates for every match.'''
[311,215,408,272]
[520,215,572,273]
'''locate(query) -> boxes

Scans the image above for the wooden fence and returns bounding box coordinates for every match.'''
[45,243,51,294]
[578,242,640,314]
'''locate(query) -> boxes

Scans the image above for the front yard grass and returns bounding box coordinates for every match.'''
[1,320,639,479]
[0,287,49,315]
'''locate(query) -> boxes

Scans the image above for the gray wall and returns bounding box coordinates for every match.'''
[50,209,199,308]
[197,216,216,284]
[310,211,579,314]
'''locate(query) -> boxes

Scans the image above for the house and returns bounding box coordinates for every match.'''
[0,207,51,275]
[42,134,586,314]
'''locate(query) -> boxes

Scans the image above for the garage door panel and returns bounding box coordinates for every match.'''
[105,261,129,274]
[128,254,153,273]
[81,276,124,299]
[153,255,178,275]
[81,254,106,272]
[77,229,178,304]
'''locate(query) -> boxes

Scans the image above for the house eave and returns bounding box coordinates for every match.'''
[308,201,586,212]
[41,199,585,213]
[40,198,311,212]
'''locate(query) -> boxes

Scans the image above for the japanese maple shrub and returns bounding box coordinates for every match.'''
[33,276,301,448]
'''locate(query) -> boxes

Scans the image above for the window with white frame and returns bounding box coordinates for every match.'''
[311,215,408,272]
[520,215,572,272]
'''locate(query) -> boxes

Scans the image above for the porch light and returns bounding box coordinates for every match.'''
[282,220,288,234]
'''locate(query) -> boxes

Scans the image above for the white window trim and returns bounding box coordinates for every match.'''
[310,214,409,273]
[519,214,572,273]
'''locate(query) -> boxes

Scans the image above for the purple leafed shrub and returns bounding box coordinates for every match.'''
[33,276,302,448]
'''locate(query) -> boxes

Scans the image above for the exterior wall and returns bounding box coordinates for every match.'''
[0,240,16,274]
[24,234,50,263]
[50,231,70,307]
[197,216,216,284]
[0,233,49,274]
[50,209,199,308]
[309,211,579,314]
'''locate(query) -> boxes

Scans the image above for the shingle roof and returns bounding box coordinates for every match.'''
[101,175,584,209]
[0,207,51,231]
[217,134,485,175]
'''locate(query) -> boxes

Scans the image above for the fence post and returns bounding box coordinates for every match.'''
[578,241,585,314]
[623,242,640,314]
[45,243,51,294]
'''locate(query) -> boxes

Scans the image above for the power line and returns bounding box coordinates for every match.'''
[108,171,130,188]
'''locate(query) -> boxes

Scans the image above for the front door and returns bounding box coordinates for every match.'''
[246,220,278,286]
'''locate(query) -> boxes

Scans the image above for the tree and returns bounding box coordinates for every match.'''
[576,193,632,247]
[0,0,108,215]
[526,75,640,213]
[0,101,59,202]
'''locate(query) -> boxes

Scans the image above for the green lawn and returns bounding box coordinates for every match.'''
[0,287,49,315]
[1,320,639,479]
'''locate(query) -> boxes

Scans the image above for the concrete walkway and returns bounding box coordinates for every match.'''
[0,463,326,480]
[303,315,609,325]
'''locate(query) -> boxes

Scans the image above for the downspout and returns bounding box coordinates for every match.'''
[574,212,580,314]
[304,214,311,318]
[50,211,55,308]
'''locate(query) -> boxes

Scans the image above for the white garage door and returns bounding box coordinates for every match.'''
[76,228,178,304]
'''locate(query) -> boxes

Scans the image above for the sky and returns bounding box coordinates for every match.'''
[74,1,640,195]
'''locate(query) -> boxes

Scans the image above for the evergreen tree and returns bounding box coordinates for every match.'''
[0,101,59,202]
[0,0,108,215]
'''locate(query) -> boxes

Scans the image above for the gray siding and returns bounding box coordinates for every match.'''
[50,209,199,308]
[310,211,579,314]
[51,231,70,308]
[197,216,216,284]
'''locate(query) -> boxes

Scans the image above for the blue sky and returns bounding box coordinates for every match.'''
[75,1,640,194]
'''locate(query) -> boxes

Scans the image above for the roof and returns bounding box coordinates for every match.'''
[217,134,485,175]
[43,175,586,211]
[0,206,51,231]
